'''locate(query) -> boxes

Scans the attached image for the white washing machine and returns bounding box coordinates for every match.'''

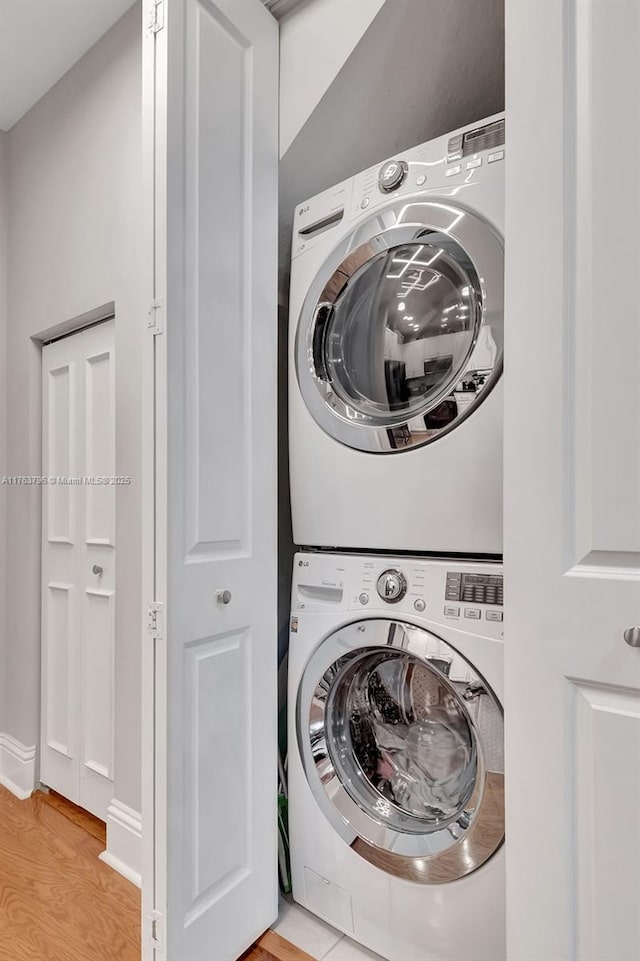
[288,114,504,555]
[288,551,504,961]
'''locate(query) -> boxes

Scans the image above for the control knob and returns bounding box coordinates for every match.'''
[376,569,407,603]
[378,159,408,193]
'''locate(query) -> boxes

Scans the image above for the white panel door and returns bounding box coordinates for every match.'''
[505,3,640,960]
[41,319,116,820]
[141,2,278,959]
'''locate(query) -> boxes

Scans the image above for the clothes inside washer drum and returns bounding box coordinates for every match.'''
[343,653,477,826]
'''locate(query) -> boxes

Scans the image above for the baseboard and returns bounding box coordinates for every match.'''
[99,797,142,887]
[0,733,37,800]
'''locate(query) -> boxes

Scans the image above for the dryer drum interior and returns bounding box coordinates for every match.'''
[298,619,504,883]
[296,201,504,453]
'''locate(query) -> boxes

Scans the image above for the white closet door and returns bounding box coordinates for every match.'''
[505,2,640,959]
[41,319,116,820]
[141,2,278,959]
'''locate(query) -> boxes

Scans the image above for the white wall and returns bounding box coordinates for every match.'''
[0,131,7,739]
[279,0,386,156]
[3,4,142,814]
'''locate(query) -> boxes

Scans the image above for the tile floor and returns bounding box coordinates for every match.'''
[272,896,386,961]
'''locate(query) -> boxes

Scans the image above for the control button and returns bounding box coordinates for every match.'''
[486,610,503,622]
[466,157,482,170]
[445,164,461,178]
[415,174,426,186]
[444,605,460,618]
[376,569,407,603]
[488,150,505,164]
[360,197,370,210]
[413,598,426,613]
[359,592,369,606]
[464,608,482,619]
[378,159,408,192]
[447,134,463,161]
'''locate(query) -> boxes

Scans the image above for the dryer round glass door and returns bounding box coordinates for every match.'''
[297,619,504,883]
[296,200,503,452]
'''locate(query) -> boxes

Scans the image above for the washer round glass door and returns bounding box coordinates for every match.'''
[296,200,504,452]
[298,619,504,882]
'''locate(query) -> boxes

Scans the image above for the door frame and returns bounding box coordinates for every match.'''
[141,2,166,953]
[39,313,117,819]
[35,302,117,798]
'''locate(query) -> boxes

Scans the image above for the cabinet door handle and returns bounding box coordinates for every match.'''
[216,589,232,605]
[623,626,640,648]
[92,565,103,575]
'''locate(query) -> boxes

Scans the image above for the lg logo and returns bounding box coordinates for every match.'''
[298,559,309,567]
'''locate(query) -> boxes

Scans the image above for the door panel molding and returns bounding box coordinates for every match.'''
[44,582,74,757]
[83,588,115,782]
[570,679,640,959]
[564,0,640,574]
[84,347,116,547]
[182,0,253,563]
[47,362,76,543]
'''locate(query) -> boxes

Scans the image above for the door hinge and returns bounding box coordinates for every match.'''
[147,299,163,336]
[148,0,164,34]
[147,910,164,952]
[147,602,164,639]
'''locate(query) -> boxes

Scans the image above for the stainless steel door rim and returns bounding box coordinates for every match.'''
[296,199,504,453]
[297,618,504,883]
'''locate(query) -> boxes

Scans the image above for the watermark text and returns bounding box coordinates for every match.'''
[1,475,132,486]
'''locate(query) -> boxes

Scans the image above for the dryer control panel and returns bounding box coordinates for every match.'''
[291,551,504,640]
[291,112,504,262]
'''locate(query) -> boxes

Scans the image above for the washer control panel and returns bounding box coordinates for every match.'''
[291,552,504,640]
[376,569,407,603]
[445,571,503,606]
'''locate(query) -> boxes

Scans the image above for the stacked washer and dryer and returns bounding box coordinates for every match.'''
[287,115,506,961]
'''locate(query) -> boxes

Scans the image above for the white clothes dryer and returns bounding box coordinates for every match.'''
[288,550,505,961]
[289,115,504,555]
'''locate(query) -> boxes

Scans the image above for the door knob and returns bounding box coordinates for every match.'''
[92,565,103,575]
[216,589,232,605]
[623,626,640,648]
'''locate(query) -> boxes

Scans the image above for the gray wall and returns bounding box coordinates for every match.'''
[3,4,143,811]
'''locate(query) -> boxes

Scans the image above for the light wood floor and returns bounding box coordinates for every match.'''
[0,785,140,960]
[0,785,312,961]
